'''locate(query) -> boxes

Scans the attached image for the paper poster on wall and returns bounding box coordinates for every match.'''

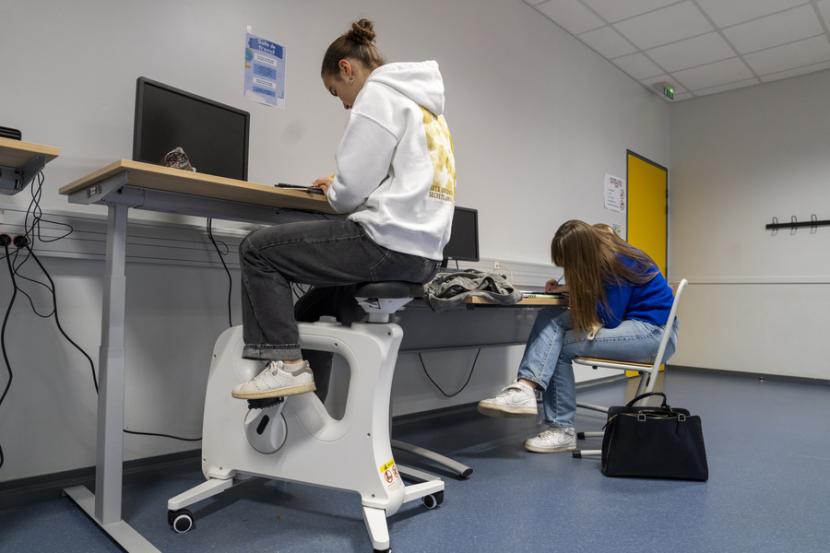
[244,31,285,107]
[604,173,625,213]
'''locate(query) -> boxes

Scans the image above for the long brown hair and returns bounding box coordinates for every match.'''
[321,19,386,77]
[551,220,657,332]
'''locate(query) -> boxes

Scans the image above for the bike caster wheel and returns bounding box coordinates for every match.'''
[168,509,194,534]
[422,491,444,510]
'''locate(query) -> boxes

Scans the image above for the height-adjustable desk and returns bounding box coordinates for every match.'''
[57,160,564,552]
[58,160,334,552]
[0,136,59,195]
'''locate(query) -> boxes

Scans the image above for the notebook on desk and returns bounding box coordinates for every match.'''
[519,290,566,299]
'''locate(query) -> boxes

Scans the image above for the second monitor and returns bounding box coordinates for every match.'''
[443,206,479,266]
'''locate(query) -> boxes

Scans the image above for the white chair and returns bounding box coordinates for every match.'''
[572,278,687,458]
[167,281,444,553]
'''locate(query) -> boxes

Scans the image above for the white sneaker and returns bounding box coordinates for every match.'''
[231,360,315,400]
[524,426,576,453]
[477,381,537,417]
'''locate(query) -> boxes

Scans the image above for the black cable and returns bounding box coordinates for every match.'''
[206,218,233,327]
[10,250,54,318]
[24,243,200,442]
[1,243,20,469]
[21,172,73,245]
[124,429,202,442]
[4,173,200,444]
[23,243,99,394]
[418,348,481,398]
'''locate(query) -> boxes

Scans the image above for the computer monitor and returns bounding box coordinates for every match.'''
[133,77,250,180]
[443,206,479,265]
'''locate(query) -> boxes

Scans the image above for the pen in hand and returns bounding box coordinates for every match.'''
[311,174,335,194]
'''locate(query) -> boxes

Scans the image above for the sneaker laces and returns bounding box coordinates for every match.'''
[501,382,530,396]
[538,427,573,441]
[538,429,557,440]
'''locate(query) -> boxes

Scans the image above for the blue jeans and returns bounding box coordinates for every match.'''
[516,309,677,427]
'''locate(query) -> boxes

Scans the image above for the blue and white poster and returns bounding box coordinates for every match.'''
[245,32,285,107]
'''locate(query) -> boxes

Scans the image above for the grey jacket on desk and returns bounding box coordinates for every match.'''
[424,269,523,311]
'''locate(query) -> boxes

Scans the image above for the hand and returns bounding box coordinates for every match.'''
[544,278,567,294]
[312,175,333,194]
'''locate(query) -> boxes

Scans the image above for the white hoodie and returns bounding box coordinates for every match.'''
[327,61,456,260]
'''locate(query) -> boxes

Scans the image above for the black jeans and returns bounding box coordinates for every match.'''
[239,209,440,361]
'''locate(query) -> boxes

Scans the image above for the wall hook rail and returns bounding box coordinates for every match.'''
[765,214,830,231]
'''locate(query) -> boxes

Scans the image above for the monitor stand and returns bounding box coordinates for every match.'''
[438,258,465,273]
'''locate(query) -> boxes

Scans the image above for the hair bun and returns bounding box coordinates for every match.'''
[348,18,376,45]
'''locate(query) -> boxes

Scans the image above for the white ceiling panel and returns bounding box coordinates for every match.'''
[695,0,809,28]
[612,52,665,79]
[536,0,604,34]
[743,35,830,75]
[580,0,678,23]
[578,26,637,58]
[722,5,824,54]
[817,0,830,27]
[672,57,755,90]
[760,59,830,81]
[694,78,760,96]
[614,2,713,50]
[646,32,735,72]
[526,0,830,101]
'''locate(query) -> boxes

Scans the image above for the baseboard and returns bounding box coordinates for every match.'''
[0,449,200,509]
[669,364,830,386]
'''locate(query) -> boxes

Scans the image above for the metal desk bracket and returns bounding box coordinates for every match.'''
[0,154,47,194]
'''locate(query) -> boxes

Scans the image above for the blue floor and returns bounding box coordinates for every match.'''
[2,369,830,553]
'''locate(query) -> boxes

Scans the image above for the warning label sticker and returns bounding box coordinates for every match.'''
[379,458,401,488]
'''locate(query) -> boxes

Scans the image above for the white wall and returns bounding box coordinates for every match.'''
[0,0,670,481]
[669,68,830,379]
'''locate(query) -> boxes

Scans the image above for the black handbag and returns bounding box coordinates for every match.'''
[601,392,708,481]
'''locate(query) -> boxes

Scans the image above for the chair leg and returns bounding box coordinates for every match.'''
[572,448,601,459]
[391,440,473,479]
[576,402,609,414]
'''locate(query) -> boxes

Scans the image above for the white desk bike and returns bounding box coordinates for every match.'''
[166,282,444,552]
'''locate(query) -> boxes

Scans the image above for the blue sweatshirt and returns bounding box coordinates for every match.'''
[597,255,674,329]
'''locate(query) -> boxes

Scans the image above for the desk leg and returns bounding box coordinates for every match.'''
[64,204,160,552]
[96,203,128,523]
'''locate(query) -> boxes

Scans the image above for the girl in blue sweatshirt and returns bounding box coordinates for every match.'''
[478,219,677,453]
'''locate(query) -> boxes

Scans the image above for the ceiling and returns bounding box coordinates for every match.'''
[524,0,830,101]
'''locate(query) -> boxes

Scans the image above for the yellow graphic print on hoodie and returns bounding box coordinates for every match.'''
[422,108,456,203]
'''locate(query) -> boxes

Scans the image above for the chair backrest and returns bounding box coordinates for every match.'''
[650,278,687,369]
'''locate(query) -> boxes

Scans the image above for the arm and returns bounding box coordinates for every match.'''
[326,113,398,213]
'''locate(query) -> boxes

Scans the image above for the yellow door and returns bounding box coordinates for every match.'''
[626,151,668,379]
[627,151,668,276]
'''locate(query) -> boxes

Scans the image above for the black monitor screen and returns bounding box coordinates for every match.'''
[133,77,250,180]
[443,206,479,262]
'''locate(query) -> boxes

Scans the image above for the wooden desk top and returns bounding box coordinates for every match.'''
[0,137,59,168]
[466,294,567,306]
[58,159,336,214]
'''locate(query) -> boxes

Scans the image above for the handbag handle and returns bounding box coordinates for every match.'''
[625,392,669,409]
